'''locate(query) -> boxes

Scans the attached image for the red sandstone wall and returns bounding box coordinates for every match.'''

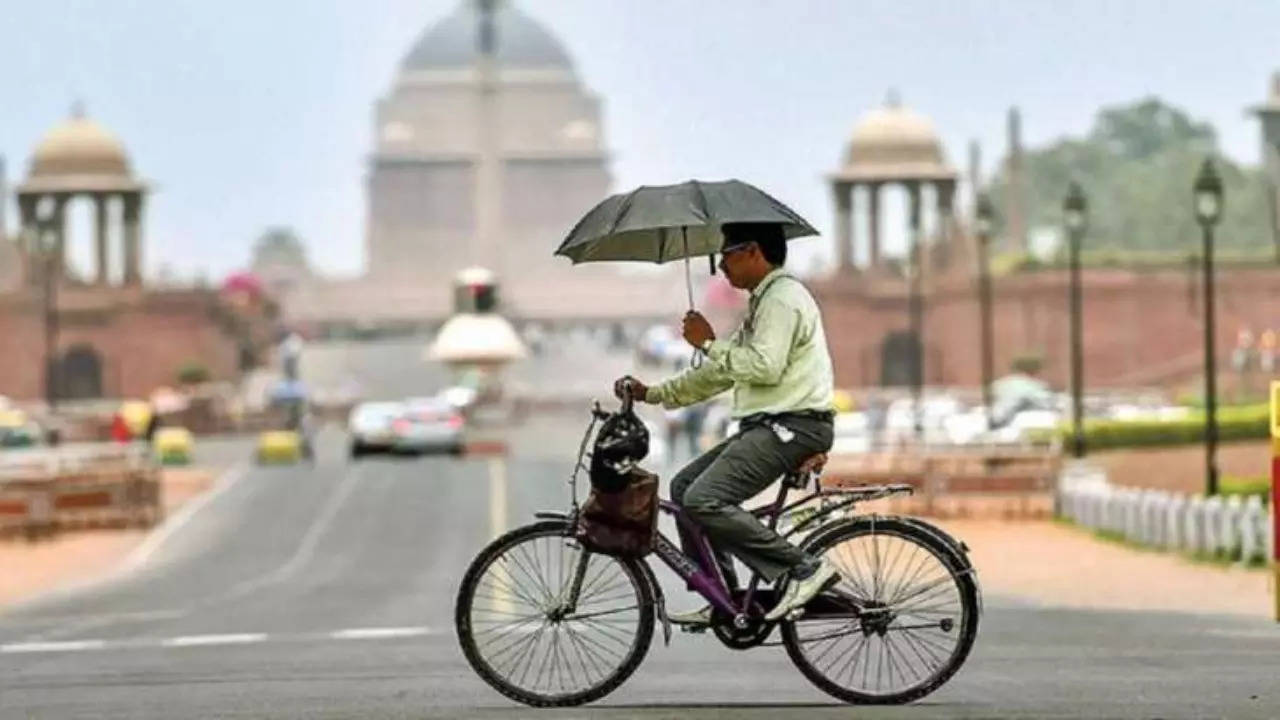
[0,289,258,401]
[813,267,1280,392]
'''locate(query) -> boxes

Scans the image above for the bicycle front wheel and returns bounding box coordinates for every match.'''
[455,520,655,707]
[781,516,980,705]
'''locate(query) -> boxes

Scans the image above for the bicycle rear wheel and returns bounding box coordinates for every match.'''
[455,520,655,707]
[781,516,980,705]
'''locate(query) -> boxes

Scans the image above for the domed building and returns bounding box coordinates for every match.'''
[288,0,683,327]
[15,106,147,287]
[0,108,275,403]
[812,89,1280,405]
[828,94,957,271]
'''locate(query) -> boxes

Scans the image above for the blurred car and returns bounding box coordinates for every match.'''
[394,397,465,455]
[154,427,194,465]
[0,408,33,448]
[348,401,404,458]
[119,400,153,437]
[257,430,303,464]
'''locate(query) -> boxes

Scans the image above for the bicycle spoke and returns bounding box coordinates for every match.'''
[461,526,651,703]
[564,605,640,622]
[789,525,973,702]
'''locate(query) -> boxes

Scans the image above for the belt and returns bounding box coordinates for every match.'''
[739,409,835,430]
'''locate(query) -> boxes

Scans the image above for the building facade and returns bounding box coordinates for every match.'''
[0,110,273,402]
[814,93,1280,394]
[290,0,684,326]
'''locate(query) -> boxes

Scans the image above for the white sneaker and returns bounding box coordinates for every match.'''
[667,605,713,626]
[765,561,840,622]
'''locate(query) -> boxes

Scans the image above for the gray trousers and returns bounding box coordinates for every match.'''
[670,415,833,584]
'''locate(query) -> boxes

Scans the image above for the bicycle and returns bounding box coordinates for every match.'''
[455,392,982,707]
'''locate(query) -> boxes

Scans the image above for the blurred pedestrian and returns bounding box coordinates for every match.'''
[110,412,131,444]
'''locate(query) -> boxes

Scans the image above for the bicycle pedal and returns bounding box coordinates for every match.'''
[678,624,710,634]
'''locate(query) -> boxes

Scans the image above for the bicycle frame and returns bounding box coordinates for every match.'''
[649,477,886,622]
[565,400,912,624]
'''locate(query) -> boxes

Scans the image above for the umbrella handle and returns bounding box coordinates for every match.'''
[682,227,704,369]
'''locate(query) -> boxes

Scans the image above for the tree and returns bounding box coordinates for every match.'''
[989,98,1272,258]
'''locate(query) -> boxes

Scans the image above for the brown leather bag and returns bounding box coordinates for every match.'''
[577,467,659,558]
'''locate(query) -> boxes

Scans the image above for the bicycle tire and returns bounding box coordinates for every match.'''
[781,515,980,705]
[455,519,655,707]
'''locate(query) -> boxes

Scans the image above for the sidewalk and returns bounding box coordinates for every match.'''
[937,517,1275,618]
[0,467,214,609]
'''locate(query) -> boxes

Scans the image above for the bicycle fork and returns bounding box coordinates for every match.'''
[549,544,593,619]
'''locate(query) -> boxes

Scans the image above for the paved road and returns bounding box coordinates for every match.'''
[2,419,1278,719]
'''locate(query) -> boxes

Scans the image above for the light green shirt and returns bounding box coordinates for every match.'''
[647,268,835,419]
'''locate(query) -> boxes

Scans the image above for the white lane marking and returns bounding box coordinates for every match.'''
[487,458,514,618]
[1,639,107,653]
[120,462,250,575]
[330,626,430,640]
[162,633,268,647]
[2,463,250,620]
[488,457,507,540]
[1209,628,1280,640]
[0,627,441,653]
[222,462,365,601]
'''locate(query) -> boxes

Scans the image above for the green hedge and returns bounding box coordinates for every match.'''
[1221,475,1272,501]
[1042,403,1271,452]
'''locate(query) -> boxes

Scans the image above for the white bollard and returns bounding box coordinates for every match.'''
[1149,491,1169,547]
[1241,495,1264,564]
[1166,493,1185,550]
[1124,490,1142,543]
[1184,497,1206,554]
[1222,495,1243,560]
[1203,496,1224,556]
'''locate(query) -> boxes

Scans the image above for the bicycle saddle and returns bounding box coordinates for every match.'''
[783,452,828,489]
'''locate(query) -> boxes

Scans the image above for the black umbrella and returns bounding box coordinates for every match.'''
[555,179,818,310]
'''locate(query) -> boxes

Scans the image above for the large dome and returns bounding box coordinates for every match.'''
[837,95,954,181]
[400,1,574,72]
[29,111,132,180]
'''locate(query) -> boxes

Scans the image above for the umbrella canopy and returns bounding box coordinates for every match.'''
[555,179,818,265]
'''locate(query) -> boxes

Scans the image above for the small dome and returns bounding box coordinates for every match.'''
[838,94,954,181]
[400,1,574,72]
[29,110,132,179]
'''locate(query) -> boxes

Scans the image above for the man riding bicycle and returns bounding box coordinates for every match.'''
[615,221,838,625]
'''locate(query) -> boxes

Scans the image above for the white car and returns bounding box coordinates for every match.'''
[395,397,465,455]
[348,402,404,458]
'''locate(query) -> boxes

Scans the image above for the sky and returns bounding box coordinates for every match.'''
[1,0,1277,282]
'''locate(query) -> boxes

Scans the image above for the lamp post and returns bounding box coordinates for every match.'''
[35,211,61,411]
[1194,158,1224,496]
[1063,182,1088,458]
[975,193,996,432]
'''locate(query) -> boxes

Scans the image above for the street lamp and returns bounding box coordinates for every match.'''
[34,211,61,411]
[974,193,996,432]
[1063,182,1088,458]
[1193,158,1224,496]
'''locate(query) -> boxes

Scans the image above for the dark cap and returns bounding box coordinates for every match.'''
[721,222,785,252]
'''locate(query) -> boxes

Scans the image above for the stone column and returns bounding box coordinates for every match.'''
[832,181,853,270]
[52,196,68,281]
[868,183,882,267]
[94,194,109,285]
[123,194,142,286]
[935,179,956,268]
[17,194,38,286]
